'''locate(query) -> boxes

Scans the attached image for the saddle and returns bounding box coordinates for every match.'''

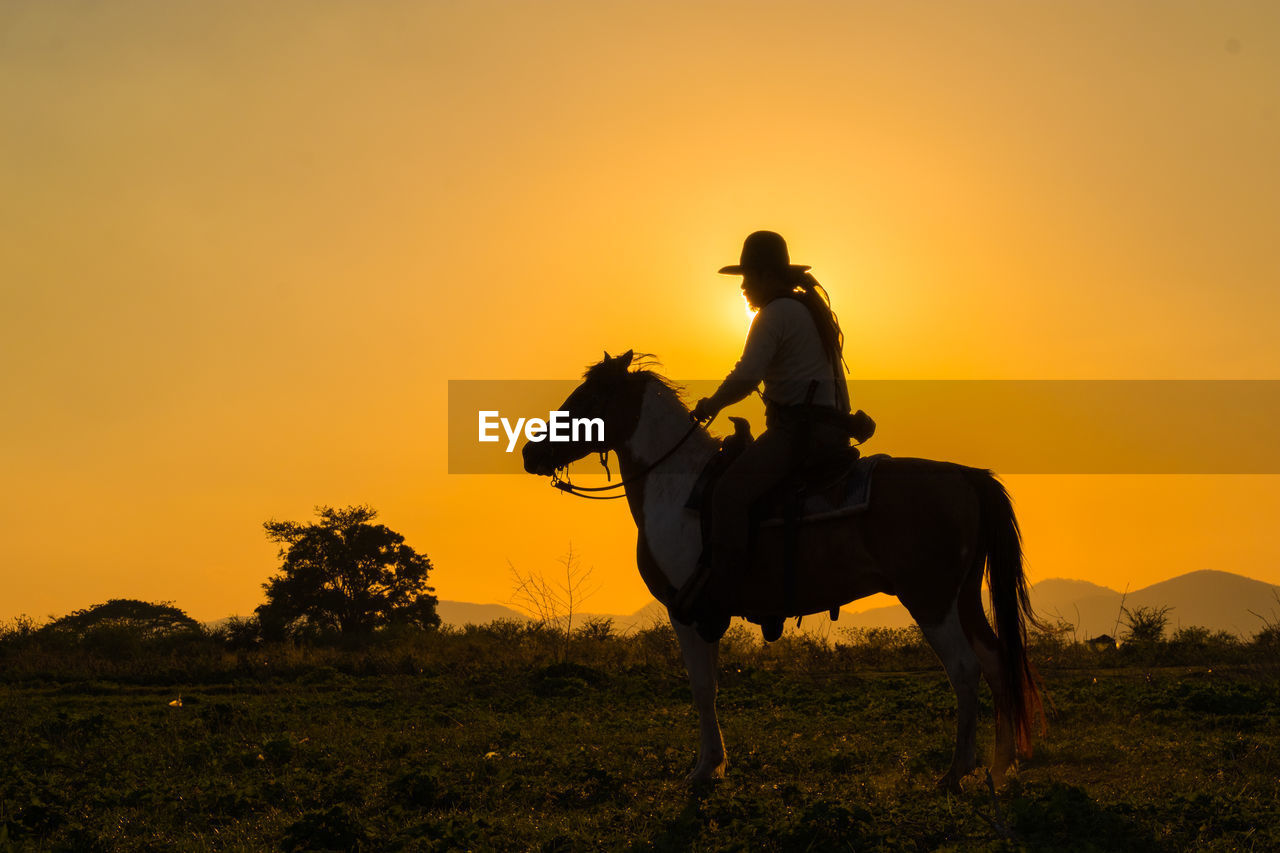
[684,417,885,641]
[686,418,878,520]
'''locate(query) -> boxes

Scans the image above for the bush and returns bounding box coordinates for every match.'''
[4,597,1273,684]
[717,623,760,666]
[0,615,40,651]
[1029,618,1077,655]
[634,622,681,669]
[574,616,614,643]
[1256,623,1280,652]
[1122,606,1171,645]
[1160,626,1243,667]
[209,616,263,650]
[834,627,933,670]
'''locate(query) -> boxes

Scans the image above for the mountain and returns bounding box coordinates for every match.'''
[435,601,528,627]
[836,578,1134,634]
[836,570,1278,638]
[434,599,669,633]
[1031,578,1120,614]
[438,571,1280,639]
[1028,578,1126,639]
[1117,570,1280,637]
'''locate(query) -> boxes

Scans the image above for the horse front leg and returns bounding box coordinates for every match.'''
[670,612,727,783]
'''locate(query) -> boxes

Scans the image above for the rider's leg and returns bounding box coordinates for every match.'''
[703,420,848,617]
[707,426,796,602]
[670,418,846,631]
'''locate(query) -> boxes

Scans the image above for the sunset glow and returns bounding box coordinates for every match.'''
[3,1,1279,623]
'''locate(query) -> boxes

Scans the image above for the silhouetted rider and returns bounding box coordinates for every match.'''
[679,230,852,632]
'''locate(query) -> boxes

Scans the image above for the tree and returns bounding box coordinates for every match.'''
[257,505,439,637]
[41,599,201,641]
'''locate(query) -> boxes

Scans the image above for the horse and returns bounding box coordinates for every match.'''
[521,350,1044,792]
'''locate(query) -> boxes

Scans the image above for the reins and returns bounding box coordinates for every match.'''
[550,414,713,500]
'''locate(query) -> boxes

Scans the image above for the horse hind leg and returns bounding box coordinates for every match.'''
[916,600,983,793]
[958,585,1017,784]
[670,612,728,783]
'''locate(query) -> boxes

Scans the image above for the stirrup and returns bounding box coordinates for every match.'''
[760,617,785,643]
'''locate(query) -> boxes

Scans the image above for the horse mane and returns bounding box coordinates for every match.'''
[582,352,687,402]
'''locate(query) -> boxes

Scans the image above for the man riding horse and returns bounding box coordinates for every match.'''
[675,230,855,636]
[522,273,1045,784]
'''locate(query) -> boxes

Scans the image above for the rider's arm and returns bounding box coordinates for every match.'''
[705,306,782,412]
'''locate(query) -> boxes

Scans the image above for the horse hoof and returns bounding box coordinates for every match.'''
[685,770,723,788]
[685,761,728,786]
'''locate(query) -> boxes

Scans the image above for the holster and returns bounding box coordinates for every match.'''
[765,404,876,445]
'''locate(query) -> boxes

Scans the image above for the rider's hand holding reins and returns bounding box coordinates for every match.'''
[690,397,718,424]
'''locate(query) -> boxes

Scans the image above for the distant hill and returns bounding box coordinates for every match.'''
[1026,578,1128,638]
[439,571,1280,639]
[435,601,528,627]
[836,570,1279,638]
[1114,570,1280,637]
[435,599,669,633]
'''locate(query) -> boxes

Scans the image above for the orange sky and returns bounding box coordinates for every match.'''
[3,2,1279,623]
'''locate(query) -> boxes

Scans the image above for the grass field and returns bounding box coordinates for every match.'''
[3,624,1279,851]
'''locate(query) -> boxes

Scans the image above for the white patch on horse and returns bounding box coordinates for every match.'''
[626,383,711,590]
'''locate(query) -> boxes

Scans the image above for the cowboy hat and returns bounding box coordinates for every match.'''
[718,230,811,276]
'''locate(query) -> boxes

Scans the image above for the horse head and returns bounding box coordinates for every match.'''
[522,349,651,477]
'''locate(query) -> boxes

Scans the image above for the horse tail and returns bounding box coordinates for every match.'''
[970,468,1045,755]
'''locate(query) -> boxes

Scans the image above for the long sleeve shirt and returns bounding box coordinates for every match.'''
[707,296,846,412]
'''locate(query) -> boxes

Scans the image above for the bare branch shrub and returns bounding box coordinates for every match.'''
[508,544,598,663]
[1121,605,1171,645]
[1248,590,1280,652]
[1029,617,1077,658]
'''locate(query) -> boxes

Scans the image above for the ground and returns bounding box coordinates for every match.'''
[2,646,1278,851]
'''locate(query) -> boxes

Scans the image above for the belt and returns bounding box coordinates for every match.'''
[764,402,843,424]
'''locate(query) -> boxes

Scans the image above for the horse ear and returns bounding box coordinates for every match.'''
[618,350,634,369]
[603,350,611,361]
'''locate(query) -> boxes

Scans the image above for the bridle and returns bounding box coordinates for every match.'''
[549,414,714,500]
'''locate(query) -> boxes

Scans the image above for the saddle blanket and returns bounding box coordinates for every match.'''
[758,453,887,528]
